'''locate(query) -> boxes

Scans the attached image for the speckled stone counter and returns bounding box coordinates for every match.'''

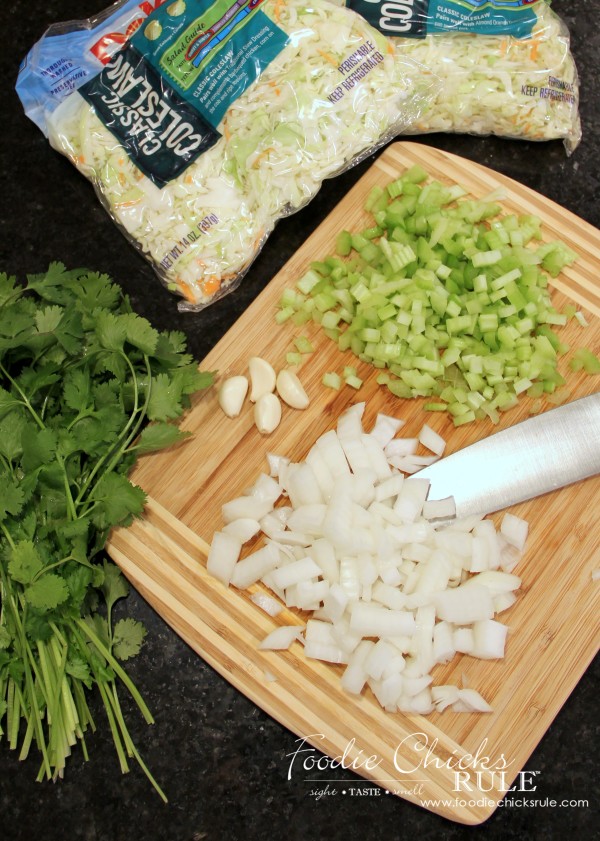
[0,2,597,839]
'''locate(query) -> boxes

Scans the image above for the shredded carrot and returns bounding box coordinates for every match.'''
[317,48,339,67]
[499,38,508,57]
[272,0,285,22]
[113,199,141,208]
[252,146,274,168]
[223,121,232,141]
[185,173,194,185]
[529,39,540,61]
[177,279,197,303]
[75,154,85,165]
[118,172,127,187]
[200,276,222,297]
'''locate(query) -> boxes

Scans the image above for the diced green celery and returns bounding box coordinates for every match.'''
[569,347,600,374]
[345,374,363,390]
[403,165,428,184]
[338,330,352,352]
[387,379,413,398]
[297,269,322,294]
[286,351,302,366]
[322,371,342,390]
[471,249,502,268]
[365,185,386,213]
[335,230,353,257]
[275,306,294,324]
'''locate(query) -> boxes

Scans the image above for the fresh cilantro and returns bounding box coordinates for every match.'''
[0,265,214,800]
[112,617,147,661]
[25,574,70,610]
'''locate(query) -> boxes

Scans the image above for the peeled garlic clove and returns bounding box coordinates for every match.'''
[249,356,276,402]
[276,369,310,409]
[254,392,282,434]
[218,375,248,418]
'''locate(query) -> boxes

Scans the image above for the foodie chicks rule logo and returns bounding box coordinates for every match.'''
[284,732,531,803]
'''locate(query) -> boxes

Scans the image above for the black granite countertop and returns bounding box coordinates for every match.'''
[0,1,598,839]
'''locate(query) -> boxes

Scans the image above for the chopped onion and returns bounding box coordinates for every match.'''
[500,512,529,551]
[207,400,529,715]
[206,531,242,586]
[259,625,304,650]
[250,592,285,617]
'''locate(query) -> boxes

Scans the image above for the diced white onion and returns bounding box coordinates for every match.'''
[206,531,242,586]
[259,625,303,650]
[500,512,529,551]
[207,400,529,716]
[250,592,285,617]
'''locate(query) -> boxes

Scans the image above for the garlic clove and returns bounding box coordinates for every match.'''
[254,392,282,434]
[249,356,276,402]
[218,375,249,418]
[276,369,310,409]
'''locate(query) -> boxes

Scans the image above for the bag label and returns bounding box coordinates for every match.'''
[79,0,288,185]
[130,0,289,126]
[79,44,220,186]
[347,0,543,39]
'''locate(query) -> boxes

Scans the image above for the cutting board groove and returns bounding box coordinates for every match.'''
[108,143,600,824]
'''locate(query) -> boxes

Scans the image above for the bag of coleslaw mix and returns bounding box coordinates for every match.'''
[340,0,581,150]
[16,0,439,310]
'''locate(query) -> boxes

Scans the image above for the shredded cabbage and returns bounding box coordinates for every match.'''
[46,0,438,310]
[376,2,581,151]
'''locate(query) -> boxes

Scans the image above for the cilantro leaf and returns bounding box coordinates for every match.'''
[0,386,19,420]
[25,574,70,610]
[66,657,93,687]
[123,313,159,356]
[0,627,12,649]
[0,272,21,307]
[35,305,64,335]
[0,412,26,462]
[96,311,127,352]
[135,422,191,454]
[20,425,57,473]
[0,482,25,521]
[63,368,92,413]
[112,618,147,661]
[90,473,146,529]
[8,540,43,585]
[146,372,183,421]
[71,271,122,312]
[101,559,129,611]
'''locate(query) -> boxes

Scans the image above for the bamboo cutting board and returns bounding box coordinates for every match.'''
[107,142,600,824]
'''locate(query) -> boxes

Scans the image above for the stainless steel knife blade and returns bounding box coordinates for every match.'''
[415,392,600,518]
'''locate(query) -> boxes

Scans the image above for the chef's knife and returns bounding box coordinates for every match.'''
[416,392,600,518]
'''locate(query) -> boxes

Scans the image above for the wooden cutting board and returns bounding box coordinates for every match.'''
[107,142,600,824]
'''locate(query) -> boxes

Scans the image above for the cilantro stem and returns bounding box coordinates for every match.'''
[74,351,146,511]
[0,565,52,778]
[73,619,154,724]
[0,362,45,430]
[96,678,129,774]
[32,553,93,582]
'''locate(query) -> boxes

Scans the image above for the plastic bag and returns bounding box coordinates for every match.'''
[16,0,438,310]
[340,0,581,152]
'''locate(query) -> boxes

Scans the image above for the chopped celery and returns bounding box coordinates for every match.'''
[569,348,600,374]
[294,335,314,354]
[322,371,342,390]
[277,167,589,422]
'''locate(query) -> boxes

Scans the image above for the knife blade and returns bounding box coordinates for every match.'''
[415,392,600,518]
